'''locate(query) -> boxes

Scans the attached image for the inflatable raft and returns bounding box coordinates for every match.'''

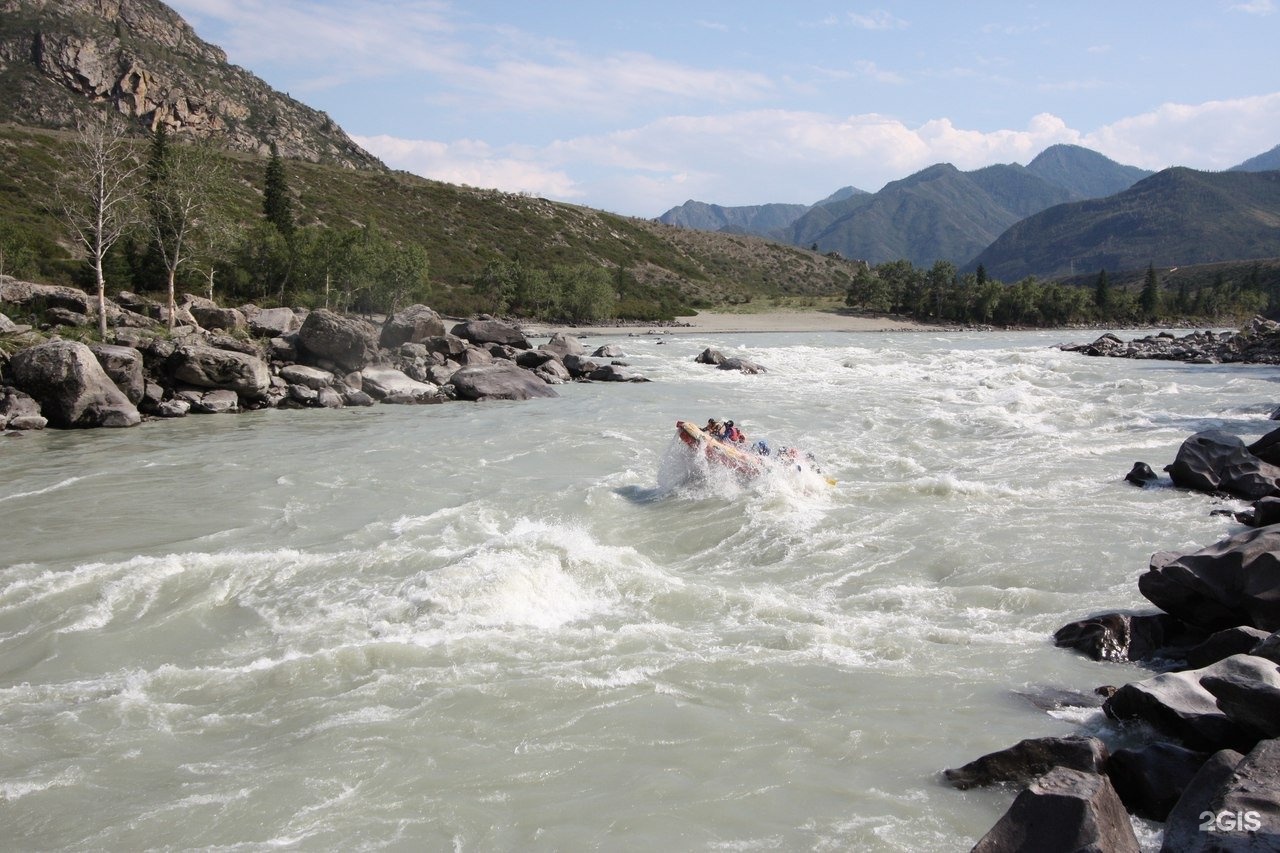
[675,420,834,485]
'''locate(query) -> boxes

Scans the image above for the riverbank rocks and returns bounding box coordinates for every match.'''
[695,347,725,365]
[943,736,1109,790]
[244,305,300,338]
[167,345,270,399]
[971,766,1139,853]
[189,304,246,332]
[1161,739,1280,852]
[1054,611,1208,663]
[88,343,145,404]
[1063,318,1280,365]
[0,386,46,430]
[541,332,584,359]
[1139,524,1280,633]
[298,309,381,371]
[718,356,767,374]
[1105,742,1212,821]
[10,340,140,428]
[379,304,447,349]
[360,366,441,403]
[449,363,558,401]
[451,318,529,349]
[1165,429,1280,500]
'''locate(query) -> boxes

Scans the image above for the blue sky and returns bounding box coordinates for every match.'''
[167,1,1280,216]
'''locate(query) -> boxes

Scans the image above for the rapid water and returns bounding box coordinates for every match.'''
[2,329,1275,851]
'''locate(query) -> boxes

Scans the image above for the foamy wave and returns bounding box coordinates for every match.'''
[0,476,88,504]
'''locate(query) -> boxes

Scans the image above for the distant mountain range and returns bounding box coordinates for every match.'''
[658,186,867,237]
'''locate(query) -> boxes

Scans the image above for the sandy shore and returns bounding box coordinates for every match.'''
[521,309,927,338]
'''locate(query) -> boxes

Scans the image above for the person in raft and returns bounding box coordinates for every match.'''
[705,418,726,438]
[724,420,745,443]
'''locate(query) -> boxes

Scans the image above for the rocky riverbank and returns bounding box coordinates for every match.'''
[0,276,648,432]
[948,326,1280,851]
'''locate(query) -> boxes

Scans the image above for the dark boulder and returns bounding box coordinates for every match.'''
[449,363,559,401]
[562,354,597,378]
[1249,496,1280,527]
[1104,655,1276,752]
[592,344,624,358]
[695,347,725,365]
[1053,611,1207,663]
[243,306,300,338]
[1165,429,1280,500]
[1105,742,1211,821]
[1200,656,1280,740]
[1248,426,1280,467]
[9,340,140,428]
[718,356,767,374]
[1161,741,1280,852]
[587,364,649,383]
[380,304,447,349]
[943,736,1108,790]
[277,364,335,391]
[190,389,239,414]
[298,309,381,371]
[167,345,271,399]
[971,766,1139,853]
[1125,461,1159,486]
[0,386,46,430]
[515,349,560,369]
[1187,627,1275,669]
[540,332,584,359]
[1139,524,1280,632]
[189,304,247,332]
[451,318,530,349]
[421,334,469,359]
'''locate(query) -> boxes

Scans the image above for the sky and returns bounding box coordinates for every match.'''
[165,1,1280,217]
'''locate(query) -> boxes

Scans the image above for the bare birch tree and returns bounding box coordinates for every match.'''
[58,111,143,338]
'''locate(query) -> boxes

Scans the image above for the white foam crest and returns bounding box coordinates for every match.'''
[0,475,87,504]
[907,473,1029,499]
[0,766,84,801]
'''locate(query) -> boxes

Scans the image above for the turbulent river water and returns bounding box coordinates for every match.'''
[3,328,1277,851]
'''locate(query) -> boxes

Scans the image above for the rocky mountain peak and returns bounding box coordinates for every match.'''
[0,0,384,170]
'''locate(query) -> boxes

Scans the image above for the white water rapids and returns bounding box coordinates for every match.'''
[2,329,1275,850]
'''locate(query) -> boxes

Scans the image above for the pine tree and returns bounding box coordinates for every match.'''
[263,142,295,237]
[1140,263,1161,319]
[1093,268,1110,314]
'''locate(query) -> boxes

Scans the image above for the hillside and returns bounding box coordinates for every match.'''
[968,167,1280,280]
[1232,144,1280,173]
[656,200,811,237]
[1025,144,1153,200]
[0,124,862,311]
[0,0,381,169]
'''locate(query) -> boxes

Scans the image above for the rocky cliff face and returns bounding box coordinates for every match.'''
[0,0,383,170]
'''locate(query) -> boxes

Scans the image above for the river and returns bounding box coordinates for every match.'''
[2,329,1274,850]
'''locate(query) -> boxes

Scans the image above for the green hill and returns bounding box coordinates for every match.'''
[968,167,1280,281]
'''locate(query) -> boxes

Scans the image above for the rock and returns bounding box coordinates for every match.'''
[457,347,494,366]
[244,306,300,338]
[534,359,572,385]
[562,354,597,378]
[0,278,93,314]
[190,389,239,414]
[379,304,447,349]
[1104,655,1276,752]
[451,318,530,349]
[360,366,440,403]
[0,312,19,334]
[426,363,460,386]
[1254,632,1280,665]
[587,364,649,383]
[1248,426,1280,467]
[449,363,559,401]
[204,333,263,357]
[1250,497,1280,528]
[1165,429,1280,500]
[515,349,560,369]
[45,306,89,327]
[1105,742,1212,821]
[342,388,376,407]
[541,332,585,358]
[0,386,46,430]
[487,343,519,361]
[1201,657,1280,740]
[189,304,247,332]
[943,736,1109,790]
[167,345,270,398]
[154,399,190,418]
[695,347,725,365]
[1125,461,1159,486]
[1053,611,1207,663]
[971,766,1139,853]
[1161,740,1280,852]
[1187,627,1275,669]
[268,335,298,363]
[288,384,319,406]
[9,340,141,428]
[278,364,334,391]
[316,387,344,409]
[422,334,469,359]
[718,356,767,374]
[298,309,381,371]
[88,343,145,404]
[1139,524,1280,632]
[592,344,624,358]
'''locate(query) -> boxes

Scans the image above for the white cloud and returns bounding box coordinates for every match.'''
[1230,0,1275,14]
[354,134,582,199]
[848,10,909,30]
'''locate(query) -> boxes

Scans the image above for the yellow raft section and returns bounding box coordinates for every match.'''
[675,421,835,486]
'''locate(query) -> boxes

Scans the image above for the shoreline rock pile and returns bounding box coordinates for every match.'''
[950,328,1280,850]
[1062,316,1280,364]
[0,276,647,432]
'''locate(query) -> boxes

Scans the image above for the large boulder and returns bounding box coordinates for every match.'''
[380,304,447,349]
[695,347,726,365]
[718,356,767,374]
[1201,657,1280,739]
[451,318,530,349]
[360,366,441,403]
[1105,742,1212,821]
[540,332,585,358]
[943,736,1109,790]
[1054,611,1209,663]
[88,343,145,404]
[1165,429,1280,500]
[1161,741,1280,852]
[189,304,247,332]
[1104,655,1277,752]
[298,309,381,371]
[449,363,559,401]
[0,278,93,314]
[167,345,270,398]
[971,767,1139,853]
[244,306,300,338]
[9,340,140,428]
[1139,524,1280,632]
[1187,626,1275,669]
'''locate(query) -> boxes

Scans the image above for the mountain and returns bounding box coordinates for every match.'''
[1231,144,1280,173]
[657,200,812,236]
[0,0,381,169]
[1025,144,1153,200]
[968,167,1280,281]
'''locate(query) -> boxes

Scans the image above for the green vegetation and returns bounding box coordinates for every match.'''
[846,257,1280,327]
[0,125,859,322]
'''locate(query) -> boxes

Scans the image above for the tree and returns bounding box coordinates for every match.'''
[374,242,430,315]
[262,142,295,238]
[1093,268,1111,315]
[1139,263,1161,319]
[0,222,39,281]
[58,111,143,337]
[146,130,228,328]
